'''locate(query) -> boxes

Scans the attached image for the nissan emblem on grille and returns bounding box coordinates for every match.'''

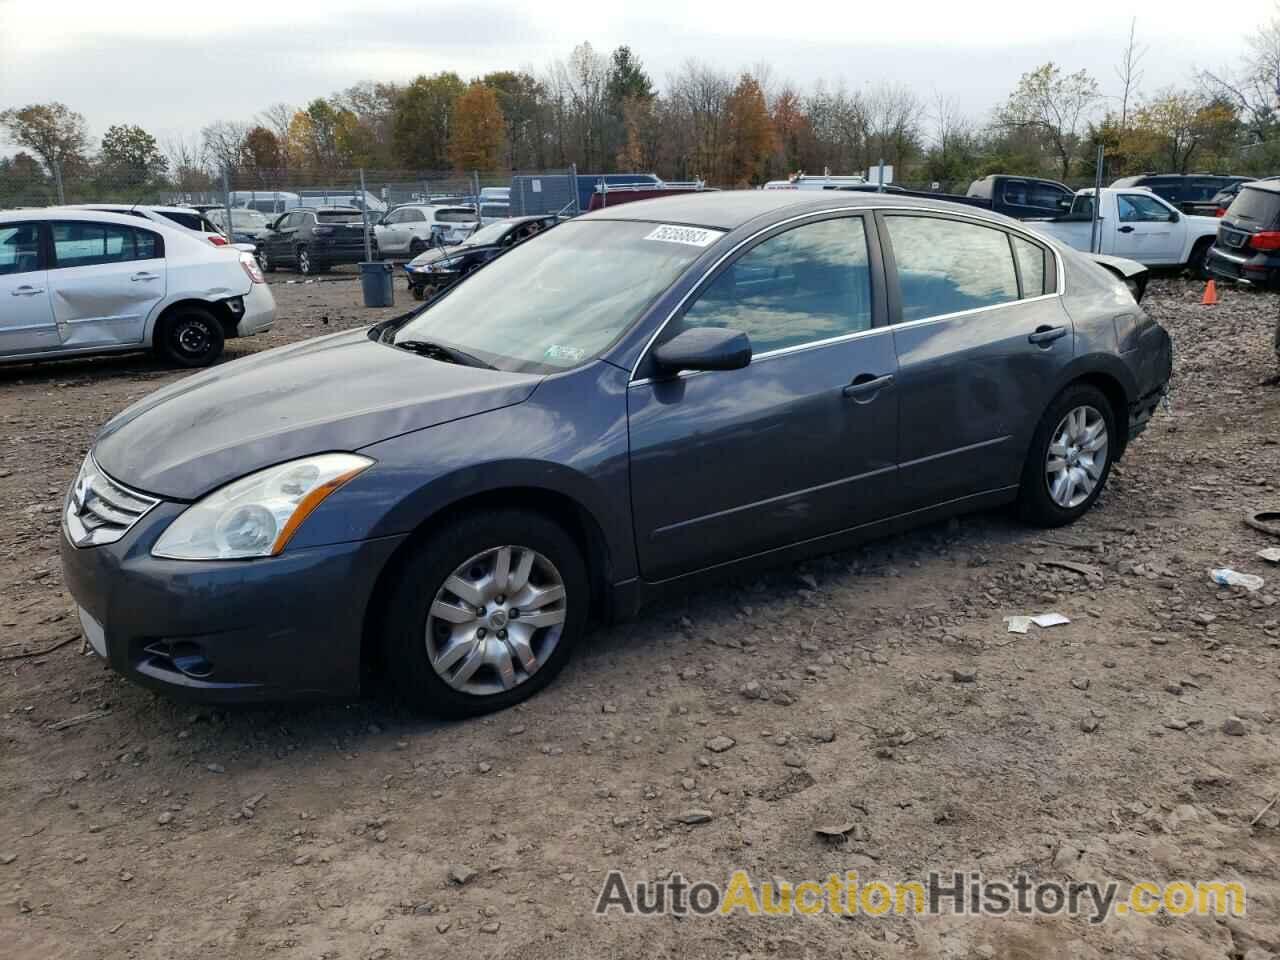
[64,456,159,548]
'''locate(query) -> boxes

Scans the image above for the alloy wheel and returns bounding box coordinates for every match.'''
[298,248,311,275]
[1045,405,1108,509]
[425,545,567,697]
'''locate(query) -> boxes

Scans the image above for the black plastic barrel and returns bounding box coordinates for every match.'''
[360,261,394,307]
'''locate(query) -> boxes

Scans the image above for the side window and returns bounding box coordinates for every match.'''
[383,209,403,224]
[678,216,873,354]
[886,216,1019,322]
[1012,236,1047,297]
[1001,180,1029,206]
[0,223,43,275]
[408,209,427,222]
[1027,182,1069,209]
[134,229,163,260]
[51,221,141,269]
[1118,194,1174,222]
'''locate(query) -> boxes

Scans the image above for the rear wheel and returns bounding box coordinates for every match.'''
[156,307,225,368]
[382,509,588,717]
[297,246,314,275]
[257,247,275,273]
[1188,238,1213,280]
[1017,383,1115,527]
[409,237,426,257]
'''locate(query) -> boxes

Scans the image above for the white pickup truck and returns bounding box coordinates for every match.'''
[1030,187,1219,275]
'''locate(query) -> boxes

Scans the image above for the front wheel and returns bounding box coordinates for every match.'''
[155,307,225,368]
[409,237,426,257]
[257,247,275,273]
[382,509,588,717]
[1017,383,1115,527]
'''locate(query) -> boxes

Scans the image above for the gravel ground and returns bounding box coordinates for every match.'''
[3,275,1280,960]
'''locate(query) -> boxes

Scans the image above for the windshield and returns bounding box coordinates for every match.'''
[317,210,363,223]
[464,221,515,245]
[392,220,719,373]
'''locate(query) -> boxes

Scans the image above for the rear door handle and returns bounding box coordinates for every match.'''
[10,285,44,296]
[131,272,159,282]
[843,373,894,401]
[1117,225,1135,234]
[1028,325,1068,346]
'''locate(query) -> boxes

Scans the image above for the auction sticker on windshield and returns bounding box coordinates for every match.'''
[644,225,722,247]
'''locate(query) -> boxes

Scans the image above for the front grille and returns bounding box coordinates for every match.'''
[64,456,159,547]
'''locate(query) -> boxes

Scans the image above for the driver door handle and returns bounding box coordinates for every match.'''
[1117,225,1135,233]
[843,373,894,401]
[1028,325,1068,346]
[11,285,44,296]
[131,272,159,282]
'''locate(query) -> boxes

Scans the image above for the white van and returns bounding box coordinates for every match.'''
[762,174,868,191]
[230,191,301,215]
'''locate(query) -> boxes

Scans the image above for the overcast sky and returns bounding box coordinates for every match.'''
[0,0,1269,148]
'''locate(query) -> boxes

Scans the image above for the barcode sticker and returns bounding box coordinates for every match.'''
[644,224,721,247]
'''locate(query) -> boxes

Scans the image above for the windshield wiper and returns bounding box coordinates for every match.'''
[394,339,495,369]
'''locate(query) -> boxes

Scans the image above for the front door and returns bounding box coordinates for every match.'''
[880,212,1075,510]
[628,214,900,582]
[48,221,167,348]
[0,221,58,356]
[1113,193,1182,264]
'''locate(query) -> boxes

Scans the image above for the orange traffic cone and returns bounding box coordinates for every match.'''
[1202,280,1218,305]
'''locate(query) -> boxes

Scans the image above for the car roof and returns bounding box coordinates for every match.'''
[576,190,1025,231]
[0,206,208,240]
[69,203,202,215]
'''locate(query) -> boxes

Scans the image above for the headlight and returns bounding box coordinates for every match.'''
[151,453,373,560]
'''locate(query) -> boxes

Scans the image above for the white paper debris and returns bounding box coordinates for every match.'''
[1003,616,1033,634]
[1257,548,1280,564]
[1031,612,1070,628]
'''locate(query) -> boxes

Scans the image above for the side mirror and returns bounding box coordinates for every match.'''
[653,327,752,373]
[1169,211,1180,223]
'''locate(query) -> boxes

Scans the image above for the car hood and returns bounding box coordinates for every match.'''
[406,246,465,268]
[93,329,541,500]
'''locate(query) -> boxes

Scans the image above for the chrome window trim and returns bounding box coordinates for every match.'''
[628,204,1066,382]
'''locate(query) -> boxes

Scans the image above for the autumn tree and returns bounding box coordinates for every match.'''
[243,126,283,170]
[1129,90,1238,172]
[723,74,776,186]
[484,70,548,169]
[999,62,1101,178]
[0,102,89,187]
[448,84,506,171]
[201,121,251,175]
[392,72,466,169]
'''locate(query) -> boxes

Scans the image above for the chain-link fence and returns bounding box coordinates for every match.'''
[0,162,593,217]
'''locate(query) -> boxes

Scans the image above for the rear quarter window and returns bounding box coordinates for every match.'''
[1228,187,1280,225]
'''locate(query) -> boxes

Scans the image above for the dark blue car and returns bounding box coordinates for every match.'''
[60,191,1171,717]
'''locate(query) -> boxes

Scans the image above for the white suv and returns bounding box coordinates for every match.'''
[67,204,232,248]
[374,204,478,257]
[0,209,275,367]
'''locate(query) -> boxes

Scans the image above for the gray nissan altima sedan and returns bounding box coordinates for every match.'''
[60,192,1172,717]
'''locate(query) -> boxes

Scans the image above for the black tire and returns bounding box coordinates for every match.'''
[409,237,426,257]
[257,247,275,273]
[1017,383,1116,528]
[410,283,426,301]
[382,509,589,718]
[297,245,314,276]
[1188,238,1213,280]
[155,307,225,368]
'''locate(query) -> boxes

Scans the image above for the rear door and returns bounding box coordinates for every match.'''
[1113,193,1182,264]
[47,221,167,348]
[882,213,1073,510]
[0,221,59,356]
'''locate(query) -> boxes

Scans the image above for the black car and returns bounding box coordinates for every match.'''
[403,215,557,300]
[257,206,373,276]
[1110,174,1250,215]
[1205,180,1280,289]
[60,191,1172,717]
[841,176,1073,220]
[1208,177,1280,216]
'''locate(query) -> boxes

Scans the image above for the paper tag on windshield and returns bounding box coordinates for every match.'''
[644,224,720,247]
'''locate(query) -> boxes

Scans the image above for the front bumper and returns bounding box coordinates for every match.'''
[235,282,276,337]
[59,499,405,703]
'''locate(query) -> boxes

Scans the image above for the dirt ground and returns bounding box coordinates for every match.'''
[3,271,1280,960]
